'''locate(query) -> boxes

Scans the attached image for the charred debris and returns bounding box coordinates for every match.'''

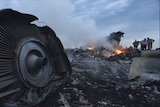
[0,9,159,107]
[35,32,160,107]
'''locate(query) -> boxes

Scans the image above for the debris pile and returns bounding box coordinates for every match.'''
[35,48,160,107]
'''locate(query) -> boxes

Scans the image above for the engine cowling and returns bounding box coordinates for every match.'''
[0,9,71,107]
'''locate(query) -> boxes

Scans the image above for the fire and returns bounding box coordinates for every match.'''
[88,46,95,51]
[86,45,130,58]
[115,49,123,55]
[113,48,129,56]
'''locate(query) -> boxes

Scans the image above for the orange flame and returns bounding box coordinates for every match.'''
[88,46,95,51]
[115,49,123,55]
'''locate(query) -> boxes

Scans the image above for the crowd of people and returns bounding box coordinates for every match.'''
[132,37,155,50]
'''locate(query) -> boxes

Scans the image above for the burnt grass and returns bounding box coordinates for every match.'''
[35,49,160,107]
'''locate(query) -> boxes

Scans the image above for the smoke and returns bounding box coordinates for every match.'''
[1,0,159,49]
[0,0,115,49]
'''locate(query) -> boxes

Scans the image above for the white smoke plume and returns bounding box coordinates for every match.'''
[0,0,120,50]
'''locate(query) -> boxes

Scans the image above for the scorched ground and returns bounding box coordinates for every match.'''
[35,48,160,107]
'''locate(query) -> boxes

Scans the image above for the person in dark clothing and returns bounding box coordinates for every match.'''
[147,37,155,50]
[132,40,139,49]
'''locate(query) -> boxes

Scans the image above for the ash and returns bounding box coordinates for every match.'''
[35,48,160,107]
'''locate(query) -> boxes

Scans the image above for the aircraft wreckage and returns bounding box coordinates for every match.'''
[0,9,71,107]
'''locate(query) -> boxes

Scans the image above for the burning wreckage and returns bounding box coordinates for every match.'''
[0,9,160,107]
[36,31,159,107]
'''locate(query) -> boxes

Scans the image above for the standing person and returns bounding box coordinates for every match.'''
[147,37,155,50]
[132,39,139,49]
[140,38,147,50]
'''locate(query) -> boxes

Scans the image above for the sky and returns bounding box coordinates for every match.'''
[0,0,159,49]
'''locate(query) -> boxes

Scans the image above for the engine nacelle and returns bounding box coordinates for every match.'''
[0,9,71,107]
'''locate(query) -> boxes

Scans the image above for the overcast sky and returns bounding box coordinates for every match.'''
[0,0,159,49]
